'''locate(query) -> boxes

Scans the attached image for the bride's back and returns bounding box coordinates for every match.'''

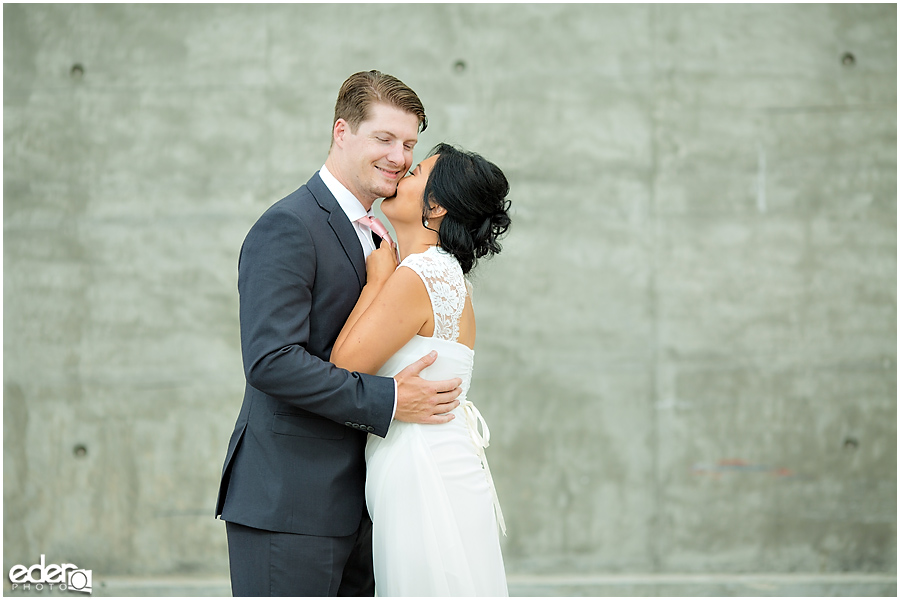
[402,246,475,350]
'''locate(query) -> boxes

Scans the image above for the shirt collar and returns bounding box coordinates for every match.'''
[319,164,371,222]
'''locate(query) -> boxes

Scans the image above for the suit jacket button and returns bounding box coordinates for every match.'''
[366,426,374,432]
[344,422,353,427]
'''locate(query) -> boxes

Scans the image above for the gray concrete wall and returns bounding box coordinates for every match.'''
[4,2,896,591]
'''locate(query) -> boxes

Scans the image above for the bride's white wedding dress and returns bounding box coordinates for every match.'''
[365,246,508,597]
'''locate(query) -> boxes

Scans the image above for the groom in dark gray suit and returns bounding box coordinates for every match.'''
[216,71,462,596]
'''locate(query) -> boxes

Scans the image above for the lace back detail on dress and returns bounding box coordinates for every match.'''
[400,248,467,343]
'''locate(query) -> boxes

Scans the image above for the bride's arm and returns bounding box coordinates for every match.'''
[332,246,391,357]
[332,249,431,375]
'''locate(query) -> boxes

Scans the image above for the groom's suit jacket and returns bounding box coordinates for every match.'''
[216,172,395,537]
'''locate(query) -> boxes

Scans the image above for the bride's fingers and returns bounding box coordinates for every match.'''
[376,242,397,265]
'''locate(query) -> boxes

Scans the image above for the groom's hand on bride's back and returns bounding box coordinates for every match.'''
[393,351,462,424]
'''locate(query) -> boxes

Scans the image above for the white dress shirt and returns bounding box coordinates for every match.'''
[319,164,398,418]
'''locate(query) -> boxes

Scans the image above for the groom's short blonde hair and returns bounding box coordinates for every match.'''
[332,70,428,140]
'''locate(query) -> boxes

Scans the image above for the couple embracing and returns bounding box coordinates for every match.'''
[215,70,511,597]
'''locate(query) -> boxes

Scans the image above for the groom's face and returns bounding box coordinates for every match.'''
[336,102,420,204]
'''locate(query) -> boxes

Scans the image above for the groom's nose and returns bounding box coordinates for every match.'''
[386,142,408,168]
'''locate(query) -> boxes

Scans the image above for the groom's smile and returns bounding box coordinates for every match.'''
[376,165,403,180]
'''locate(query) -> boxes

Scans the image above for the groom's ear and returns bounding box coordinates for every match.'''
[332,118,349,147]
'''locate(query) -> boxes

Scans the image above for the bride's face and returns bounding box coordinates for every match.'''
[381,154,439,227]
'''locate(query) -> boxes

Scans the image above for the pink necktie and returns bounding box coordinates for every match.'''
[357,215,394,248]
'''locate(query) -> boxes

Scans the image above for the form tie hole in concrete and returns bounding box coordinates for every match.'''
[70,63,84,80]
[73,444,88,458]
[841,52,856,67]
[453,60,467,73]
[843,437,859,451]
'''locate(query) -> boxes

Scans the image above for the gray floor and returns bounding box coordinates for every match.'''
[4,573,896,597]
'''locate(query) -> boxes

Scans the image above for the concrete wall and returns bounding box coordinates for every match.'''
[4,2,896,588]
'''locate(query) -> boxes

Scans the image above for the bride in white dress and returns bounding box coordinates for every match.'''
[331,143,511,596]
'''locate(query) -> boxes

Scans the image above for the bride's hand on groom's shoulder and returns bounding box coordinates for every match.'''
[366,243,398,286]
[394,351,462,425]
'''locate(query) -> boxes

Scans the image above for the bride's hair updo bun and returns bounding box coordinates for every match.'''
[422,143,511,274]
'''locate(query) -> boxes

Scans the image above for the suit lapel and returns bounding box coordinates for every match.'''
[307,173,366,289]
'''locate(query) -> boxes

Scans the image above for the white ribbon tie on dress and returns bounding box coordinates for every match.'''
[463,399,507,535]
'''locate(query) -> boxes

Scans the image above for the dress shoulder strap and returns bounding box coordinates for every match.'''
[400,248,467,342]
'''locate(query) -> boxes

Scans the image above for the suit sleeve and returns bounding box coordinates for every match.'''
[237,204,394,437]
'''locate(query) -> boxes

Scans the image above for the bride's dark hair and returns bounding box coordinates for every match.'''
[422,143,511,274]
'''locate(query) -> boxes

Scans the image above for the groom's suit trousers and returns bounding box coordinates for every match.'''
[226,517,374,596]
